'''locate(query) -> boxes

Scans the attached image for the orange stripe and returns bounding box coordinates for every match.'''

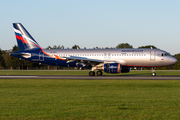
[29,41,65,61]
[117,63,120,73]
[54,54,66,60]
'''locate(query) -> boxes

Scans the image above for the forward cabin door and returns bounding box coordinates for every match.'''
[150,51,155,60]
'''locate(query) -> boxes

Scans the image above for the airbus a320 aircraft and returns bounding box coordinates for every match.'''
[11,23,177,76]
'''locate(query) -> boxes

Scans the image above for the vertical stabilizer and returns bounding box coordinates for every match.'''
[13,23,41,51]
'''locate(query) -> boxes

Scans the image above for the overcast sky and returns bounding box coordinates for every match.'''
[1,0,180,55]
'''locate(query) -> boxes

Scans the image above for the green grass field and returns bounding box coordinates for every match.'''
[0,70,180,76]
[0,79,180,119]
[0,71,180,119]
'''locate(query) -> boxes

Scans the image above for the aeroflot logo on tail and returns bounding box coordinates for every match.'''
[121,50,143,52]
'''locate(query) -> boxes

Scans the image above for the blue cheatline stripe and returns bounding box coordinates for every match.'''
[15,32,22,36]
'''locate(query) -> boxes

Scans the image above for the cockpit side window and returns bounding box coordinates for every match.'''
[161,53,170,56]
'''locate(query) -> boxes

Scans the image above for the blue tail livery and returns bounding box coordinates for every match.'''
[11,23,177,76]
[13,23,41,51]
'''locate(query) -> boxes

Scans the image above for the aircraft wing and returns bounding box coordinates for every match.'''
[64,56,104,66]
[62,56,127,66]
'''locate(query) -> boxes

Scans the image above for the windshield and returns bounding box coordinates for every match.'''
[161,52,171,56]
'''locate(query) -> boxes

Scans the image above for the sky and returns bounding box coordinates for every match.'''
[0,0,180,55]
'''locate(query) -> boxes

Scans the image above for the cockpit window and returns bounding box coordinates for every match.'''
[161,53,170,56]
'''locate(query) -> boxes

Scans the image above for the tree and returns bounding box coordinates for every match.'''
[0,48,5,69]
[94,47,100,49]
[4,53,11,69]
[47,45,65,49]
[46,46,52,49]
[53,45,57,49]
[60,45,64,49]
[11,45,20,69]
[171,53,180,70]
[116,43,133,48]
[72,45,80,49]
[138,45,157,49]
[4,45,20,69]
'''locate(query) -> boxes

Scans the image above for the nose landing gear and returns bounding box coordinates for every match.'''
[152,72,156,76]
[151,67,156,76]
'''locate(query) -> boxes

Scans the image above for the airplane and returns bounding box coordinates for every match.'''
[11,23,177,76]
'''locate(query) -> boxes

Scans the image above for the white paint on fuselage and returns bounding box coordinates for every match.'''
[43,48,177,67]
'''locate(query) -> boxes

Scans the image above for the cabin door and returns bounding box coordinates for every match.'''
[150,51,155,60]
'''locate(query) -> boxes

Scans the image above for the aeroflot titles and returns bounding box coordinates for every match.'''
[121,50,143,52]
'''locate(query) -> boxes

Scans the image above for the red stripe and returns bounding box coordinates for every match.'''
[122,65,164,67]
[15,35,27,43]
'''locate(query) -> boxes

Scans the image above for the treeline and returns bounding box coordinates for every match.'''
[0,43,179,70]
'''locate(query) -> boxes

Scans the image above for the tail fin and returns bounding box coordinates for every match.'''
[13,23,41,51]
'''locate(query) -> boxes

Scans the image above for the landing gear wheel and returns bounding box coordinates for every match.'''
[97,71,103,76]
[152,72,156,76]
[89,71,95,76]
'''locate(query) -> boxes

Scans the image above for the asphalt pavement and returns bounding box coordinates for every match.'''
[0,75,180,80]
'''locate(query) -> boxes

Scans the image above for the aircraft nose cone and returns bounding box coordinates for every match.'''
[170,57,177,65]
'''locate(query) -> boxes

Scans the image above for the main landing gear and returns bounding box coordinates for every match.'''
[151,67,156,76]
[97,70,103,76]
[89,70,103,76]
[89,71,95,76]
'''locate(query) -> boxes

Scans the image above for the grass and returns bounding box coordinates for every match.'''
[0,79,180,119]
[0,70,180,76]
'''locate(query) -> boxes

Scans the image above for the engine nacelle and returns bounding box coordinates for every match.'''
[104,63,121,73]
[103,63,130,73]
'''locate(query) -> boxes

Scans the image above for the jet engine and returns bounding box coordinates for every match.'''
[104,63,121,73]
[104,63,130,73]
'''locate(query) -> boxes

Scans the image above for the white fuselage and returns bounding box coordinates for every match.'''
[43,48,177,67]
